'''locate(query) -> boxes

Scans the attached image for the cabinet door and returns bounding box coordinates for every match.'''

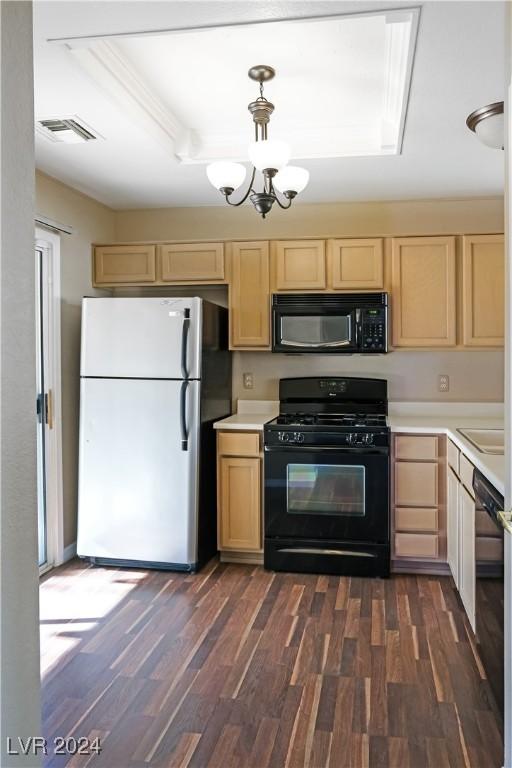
[230,241,270,349]
[158,242,225,282]
[94,245,156,285]
[395,461,438,507]
[462,234,504,346]
[447,467,460,586]
[219,457,261,551]
[459,485,476,631]
[274,240,326,290]
[327,238,384,289]
[391,236,456,347]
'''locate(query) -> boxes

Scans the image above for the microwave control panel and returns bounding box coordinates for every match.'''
[361,308,387,351]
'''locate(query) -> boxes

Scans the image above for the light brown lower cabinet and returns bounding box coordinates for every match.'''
[446,446,476,632]
[459,484,476,631]
[447,466,460,581]
[393,433,445,567]
[217,430,263,559]
[219,456,261,550]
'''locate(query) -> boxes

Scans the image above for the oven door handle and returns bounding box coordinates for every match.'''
[264,445,389,455]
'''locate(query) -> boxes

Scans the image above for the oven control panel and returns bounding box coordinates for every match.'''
[278,431,305,444]
[272,430,389,448]
[361,308,387,351]
[347,432,374,446]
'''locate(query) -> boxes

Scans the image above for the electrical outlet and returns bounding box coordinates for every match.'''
[438,374,450,393]
[243,372,254,390]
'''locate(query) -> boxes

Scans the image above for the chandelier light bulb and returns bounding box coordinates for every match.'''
[248,139,290,172]
[206,161,246,191]
[273,166,310,194]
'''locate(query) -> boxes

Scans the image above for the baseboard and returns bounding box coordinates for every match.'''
[391,559,451,576]
[62,541,77,563]
[220,551,264,566]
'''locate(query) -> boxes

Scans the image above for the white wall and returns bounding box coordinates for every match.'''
[35,171,115,547]
[0,2,41,765]
[233,349,505,403]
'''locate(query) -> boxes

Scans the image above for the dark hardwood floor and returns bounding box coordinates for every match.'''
[40,559,503,767]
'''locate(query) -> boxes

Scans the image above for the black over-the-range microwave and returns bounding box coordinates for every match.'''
[272,292,388,354]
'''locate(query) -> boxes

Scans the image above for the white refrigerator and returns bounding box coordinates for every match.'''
[77,297,231,571]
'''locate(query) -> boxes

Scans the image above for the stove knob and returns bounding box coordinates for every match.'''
[364,433,374,444]
[347,433,355,445]
[296,432,305,443]
[278,432,289,443]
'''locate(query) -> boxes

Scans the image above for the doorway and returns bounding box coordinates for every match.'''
[35,228,64,573]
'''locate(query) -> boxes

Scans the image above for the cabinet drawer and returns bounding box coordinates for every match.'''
[460,453,475,497]
[395,507,438,532]
[395,461,438,507]
[395,533,438,558]
[218,431,260,457]
[395,435,438,461]
[447,439,460,475]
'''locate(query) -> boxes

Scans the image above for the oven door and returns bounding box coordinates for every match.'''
[273,308,358,353]
[264,446,389,543]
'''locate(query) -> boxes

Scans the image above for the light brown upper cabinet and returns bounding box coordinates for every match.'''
[273,240,326,290]
[158,242,225,283]
[229,241,270,349]
[391,236,457,347]
[327,238,384,289]
[462,234,504,346]
[93,244,156,285]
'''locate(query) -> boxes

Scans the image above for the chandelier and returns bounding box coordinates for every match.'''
[206,65,309,218]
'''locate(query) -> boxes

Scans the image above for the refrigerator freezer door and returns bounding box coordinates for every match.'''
[77,377,200,567]
[81,297,202,379]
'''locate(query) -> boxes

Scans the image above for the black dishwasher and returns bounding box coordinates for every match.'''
[473,469,504,717]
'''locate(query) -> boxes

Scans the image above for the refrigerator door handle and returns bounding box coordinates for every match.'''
[180,380,189,451]
[181,308,191,379]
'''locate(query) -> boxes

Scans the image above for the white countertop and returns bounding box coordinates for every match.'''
[213,399,279,431]
[214,399,505,494]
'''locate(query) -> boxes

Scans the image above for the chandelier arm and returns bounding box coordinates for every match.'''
[224,167,257,207]
[270,179,293,210]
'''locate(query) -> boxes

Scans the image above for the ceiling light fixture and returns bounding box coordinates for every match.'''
[206,65,309,218]
[466,101,504,150]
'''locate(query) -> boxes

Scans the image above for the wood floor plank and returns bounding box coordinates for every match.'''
[40,561,503,768]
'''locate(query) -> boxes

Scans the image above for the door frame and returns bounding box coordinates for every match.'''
[35,227,64,569]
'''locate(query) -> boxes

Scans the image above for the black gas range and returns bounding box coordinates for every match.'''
[264,377,390,578]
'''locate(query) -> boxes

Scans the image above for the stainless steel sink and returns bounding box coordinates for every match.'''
[457,428,504,455]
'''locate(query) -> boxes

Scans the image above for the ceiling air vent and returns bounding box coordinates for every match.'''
[36,117,99,144]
